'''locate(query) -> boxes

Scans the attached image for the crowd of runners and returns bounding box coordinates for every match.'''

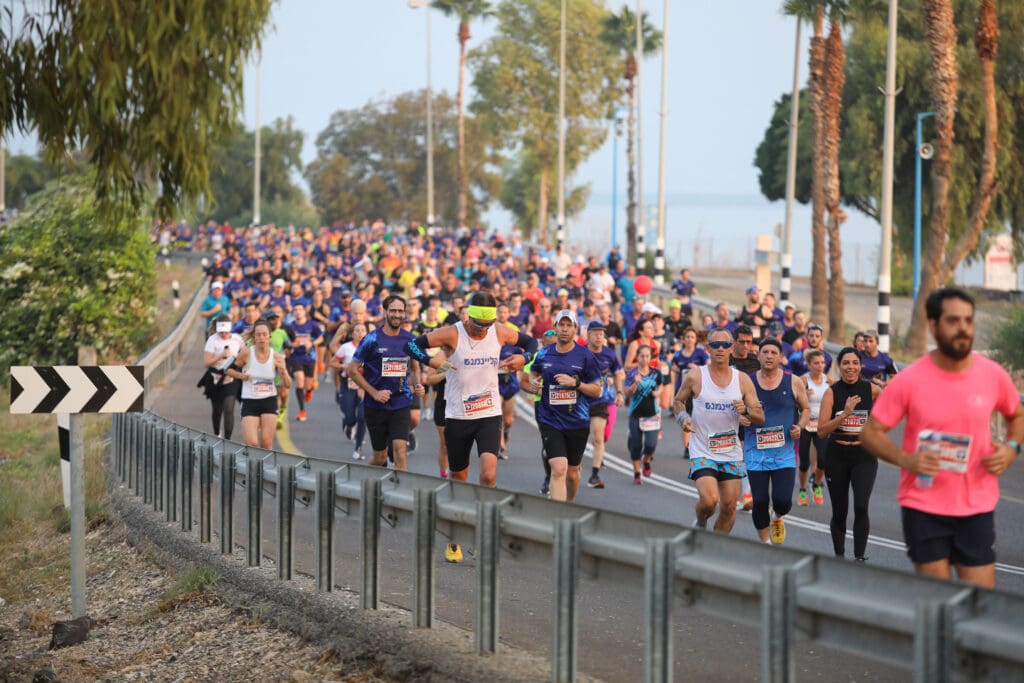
[177,219,1022,586]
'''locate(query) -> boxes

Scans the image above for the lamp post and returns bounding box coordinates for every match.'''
[913,111,934,305]
[556,0,566,250]
[611,107,624,251]
[877,0,899,354]
[410,0,435,233]
[653,0,668,285]
[253,51,261,226]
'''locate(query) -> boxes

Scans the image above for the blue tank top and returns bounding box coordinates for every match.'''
[743,372,797,471]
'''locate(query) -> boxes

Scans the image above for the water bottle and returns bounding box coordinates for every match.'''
[916,474,933,489]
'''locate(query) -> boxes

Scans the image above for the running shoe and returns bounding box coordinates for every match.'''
[587,473,604,489]
[642,461,652,478]
[498,445,508,460]
[633,472,642,485]
[683,446,690,459]
[692,518,707,529]
[317,363,325,375]
[344,424,354,441]
[276,412,285,431]
[440,469,448,479]
[854,556,868,563]
[741,492,753,511]
[445,543,463,563]
[540,479,550,496]
[812,485,824,505]
[352,450,361,460]
[797,489,808,506]
[297,409,307,422]
[408,433,417,453]
[304,390,313,402]
[312,378,319,392]
[770,516,786,544]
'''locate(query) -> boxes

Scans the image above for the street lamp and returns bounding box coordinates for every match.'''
[877,0,898,354]
[653,0,668,285]
[556,0,566,250]
[913,111,935,305]
[253,50,261,226]
[410,0,435,233]
[611,107,624,251]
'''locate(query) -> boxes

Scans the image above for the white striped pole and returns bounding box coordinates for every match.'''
[877,0,898,353]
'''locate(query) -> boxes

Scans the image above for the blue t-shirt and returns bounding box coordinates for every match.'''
[289,319,323,364]
[498,345,523,398]
[589,346,622,407]
[743,372,796,471]
[788,348,833,376]
[671,279,696,299]
[860,351,897,382]
[671,347,710,390]
[625,367,669,417]
[533,344,601,431]
[353,328,416,411]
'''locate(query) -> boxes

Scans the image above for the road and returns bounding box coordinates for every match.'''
[151,331,1024,682]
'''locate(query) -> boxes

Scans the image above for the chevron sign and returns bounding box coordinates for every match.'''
[9,366,145,414]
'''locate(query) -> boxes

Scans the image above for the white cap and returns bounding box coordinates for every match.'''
[273,278,286,288]
[210,281,223,290]
[641,302,662,315]
[554,309,577,326]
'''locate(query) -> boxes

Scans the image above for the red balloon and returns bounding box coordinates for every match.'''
[634,275,652,295]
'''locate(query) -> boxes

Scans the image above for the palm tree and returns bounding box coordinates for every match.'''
[907,0,1000,354]
[599,5,662,268]
[822,11,847,343]
[432,0,493,228]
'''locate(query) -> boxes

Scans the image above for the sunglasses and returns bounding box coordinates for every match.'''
[708,340,734,350]
[470,318,496,327]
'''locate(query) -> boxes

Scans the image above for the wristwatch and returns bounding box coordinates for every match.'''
[1008,440,1021,457]
[573,377,581,389]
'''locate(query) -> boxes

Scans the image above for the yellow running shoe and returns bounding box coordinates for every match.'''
[445,543,463,563]
[770,516,786,545]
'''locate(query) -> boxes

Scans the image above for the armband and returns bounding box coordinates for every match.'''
[406,335,432,363]
[675,410,690,426]
[516,331,539,355]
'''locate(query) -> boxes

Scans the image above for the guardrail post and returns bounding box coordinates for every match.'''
[762,565,796,683]
[142,421,153,504]
[153,427,165,513]
[199,444,213,544]
[147,420,157,504]
[413,488,436,628]
[219,451,235,555]
[553,519,580,683]
[914,601,952,683]
[132,418,142,495]
[645,538,674,683]
[112,414,122,480]
[360,478,382,610]
[476,500,500,653]
[181,437,194,532]
[247,457,263,567]
[165,432,177,523]
[277,464,295,580]
[315,470,336,592]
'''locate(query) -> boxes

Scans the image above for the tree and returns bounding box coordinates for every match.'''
[306,90,500,226]
[0,0,271,218]
[1,154,62,212]
[599,5,662,268]
[471,0,619,241]
[207,117,307,226]
[822,10,849,343]
[431,0,494,227]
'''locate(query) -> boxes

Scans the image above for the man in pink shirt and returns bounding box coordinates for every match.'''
[862,287,1023,588]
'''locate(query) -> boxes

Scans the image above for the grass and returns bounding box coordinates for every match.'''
[154,565,219,614]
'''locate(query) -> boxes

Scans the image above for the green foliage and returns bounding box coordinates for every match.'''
[0,0,271,219]
[990,305,1024,374]
[2,153,64,211]
[0,171,157,375]
[470,0,619,233]
[599,5,663,57]
[432,0,494,23]
[306,90,501,226]
[207,116,309,226]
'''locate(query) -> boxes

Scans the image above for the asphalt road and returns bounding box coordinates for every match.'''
[152,332,1024,682]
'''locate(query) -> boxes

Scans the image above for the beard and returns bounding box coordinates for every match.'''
[936,330,973,361]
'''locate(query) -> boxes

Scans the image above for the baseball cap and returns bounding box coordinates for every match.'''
[668,298,681,309]
[767,321,784,336]
[587,321,606,332]
[554,309,577,326]
[641,302,662,315]
[262,310,280,320]
[210,281,223,290]
[557,288,569,297]
[273,278,286,287]
[746,285,759,295]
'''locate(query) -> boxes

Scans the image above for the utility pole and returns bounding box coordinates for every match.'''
[635,0,645,272]
[780,19,801,305]
[253,51,262,226]
[877,0,899,353]
[556,0,567,250]
[654,0,668,285]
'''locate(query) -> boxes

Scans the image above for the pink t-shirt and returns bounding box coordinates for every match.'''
[871,352,1020,516]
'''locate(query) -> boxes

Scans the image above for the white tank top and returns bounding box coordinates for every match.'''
[444,322,502,419]
[804,373,828,431]
[689,365,744,463]
[241,349,277,400]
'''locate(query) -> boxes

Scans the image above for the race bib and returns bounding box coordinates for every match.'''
[639,415,661,432]
[806,418,818,432]
[463,392,496,416]
[382,357,408,378]
[549,386,577,406]
[348,378,359,390]
[917,430,972,474]
[708,430,738,454]
[252,379,275,397]
[755,425,786,450]
[839,409,868,433]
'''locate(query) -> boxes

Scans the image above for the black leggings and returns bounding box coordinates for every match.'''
[210,383,236,439]
[747,468,795,530]
[799,428,828,473]
[824,443,877,558]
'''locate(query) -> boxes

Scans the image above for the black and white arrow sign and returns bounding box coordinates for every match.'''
[9,366,144,414]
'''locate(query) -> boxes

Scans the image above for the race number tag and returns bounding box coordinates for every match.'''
[755,425,786,450]
[348,378,359,390]
[917,430,972,474]
[252,379,275,397]
[708,430,738,454]
[463,392,495,416]
[638,415,662,432]
[806,418,819,432]
[382,357,408,378]
[549,386,577,406]
[839,409,868,433]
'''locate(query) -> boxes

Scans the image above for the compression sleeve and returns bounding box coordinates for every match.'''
[516,331,538,358]
[406,335,433,363]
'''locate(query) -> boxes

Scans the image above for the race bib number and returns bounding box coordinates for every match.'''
[348,378,359,390]
[638,415,661,432]
[917,430,972,474]
[252,379,275,397]
[839,409,868,433]
[806,418,818,432]
[708,430,738,455]
[382,357,408,378]
[755,425,786,450]
[549,386,577,406]
[463,392,495,416]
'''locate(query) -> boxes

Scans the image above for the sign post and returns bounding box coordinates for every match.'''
[10,360,144,617]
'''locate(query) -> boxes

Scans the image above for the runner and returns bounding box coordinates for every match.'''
[624,345,671,484]
[670,327,709,459]
[742,338,810,544]
[862,287,1023,588]
[735,285,772,338]
[202,315,244,439]
[263,308,294,430]
[345,295,424,472]
[673,328,764,533]
[528,310,603,503]
[329,321,368,460]
[287,303,323,423]
[858,329,898,389]
[730,324,760,511]
[797,349,831,506]
[788,324,832,376]
[585,320,624,489]
[496,302,525,460]
[522,330,558,496]
[816,347,882,561]
[670,268,698,317]
[227,319,291,449]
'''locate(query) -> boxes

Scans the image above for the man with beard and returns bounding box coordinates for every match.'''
[863,287,1023,589]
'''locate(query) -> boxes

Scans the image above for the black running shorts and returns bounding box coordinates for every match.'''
[901,507,996,567]
[538,423,589,467]
[444,415,502,472]
[364,406,412,452]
